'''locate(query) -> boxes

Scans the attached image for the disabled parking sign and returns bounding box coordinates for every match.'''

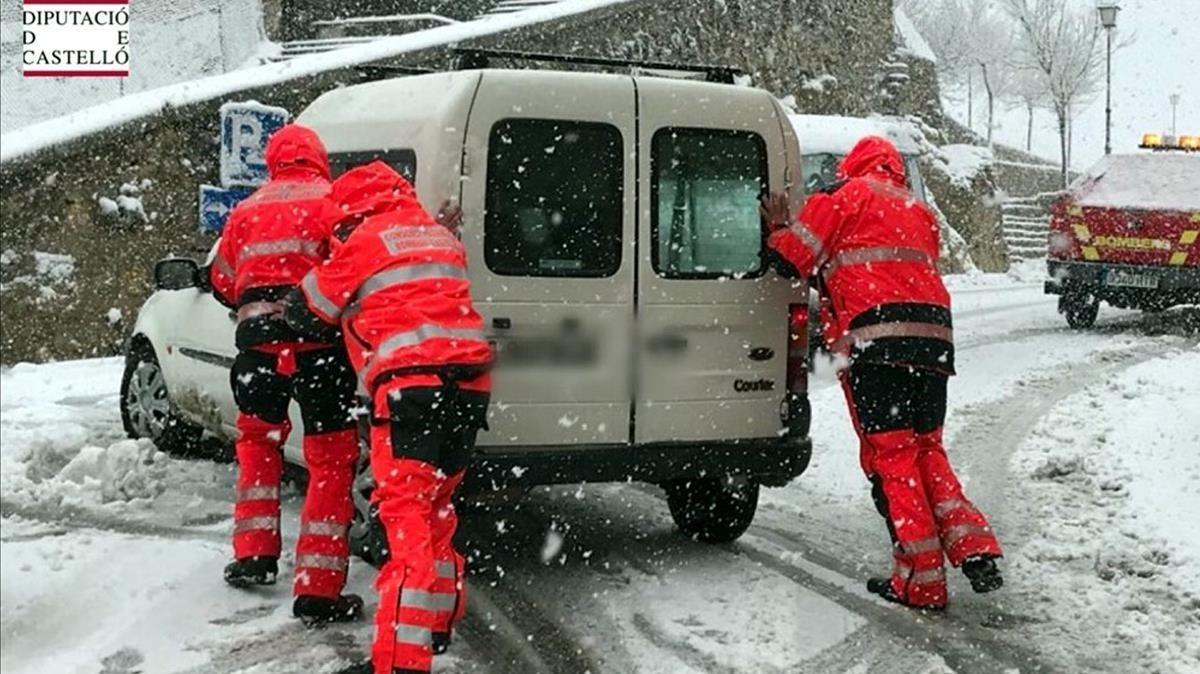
[198,184,253,233]
[219,101,289,188]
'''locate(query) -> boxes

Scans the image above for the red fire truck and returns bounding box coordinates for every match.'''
[1045,133,1200,328]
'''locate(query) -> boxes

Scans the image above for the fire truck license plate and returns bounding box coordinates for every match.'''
[1105,270,1159,289]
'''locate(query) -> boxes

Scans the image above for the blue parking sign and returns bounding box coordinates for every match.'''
[219,101,289,188]
[199,184,253,233]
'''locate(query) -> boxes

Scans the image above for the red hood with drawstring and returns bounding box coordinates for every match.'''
[209,123,339,349]
[768,135,954,373]
[265,123,331,181]
[837,135,907,187]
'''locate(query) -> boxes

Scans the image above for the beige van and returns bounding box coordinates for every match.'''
[127,64,812,547]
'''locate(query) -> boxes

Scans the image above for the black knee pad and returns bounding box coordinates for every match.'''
[230,350,290,423]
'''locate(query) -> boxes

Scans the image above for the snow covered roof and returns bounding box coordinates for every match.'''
[787,114,922,156]
[1071,153,1200,212]
[0,0,632,163]
[894,6,937,63]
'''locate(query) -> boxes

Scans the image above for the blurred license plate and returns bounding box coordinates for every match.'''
[1105,270,1158,289]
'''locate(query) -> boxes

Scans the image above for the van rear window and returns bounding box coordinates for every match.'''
[329,149,416,182]
[485,119,623,278]
[652,128,767,279]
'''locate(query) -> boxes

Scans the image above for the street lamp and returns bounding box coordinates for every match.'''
[1169,93,1181,137]
[1097,1,1120,155]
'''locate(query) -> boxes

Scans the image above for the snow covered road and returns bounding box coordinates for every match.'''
[3,276,1198,673]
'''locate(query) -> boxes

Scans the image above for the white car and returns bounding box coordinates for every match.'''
[121,64,815,558]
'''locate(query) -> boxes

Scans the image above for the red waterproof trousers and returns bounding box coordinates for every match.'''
[841,363,1001,608]
[230,344,359,599]
[368,378,488,674]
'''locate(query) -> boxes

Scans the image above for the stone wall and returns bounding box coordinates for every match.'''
[1,0,901,364]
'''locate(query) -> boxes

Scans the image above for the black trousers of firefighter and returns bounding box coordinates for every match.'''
[230,345,360,599]
[367,377,489,674]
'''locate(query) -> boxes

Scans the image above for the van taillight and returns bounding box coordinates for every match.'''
[787,304,808,394]
[784,303,812,439]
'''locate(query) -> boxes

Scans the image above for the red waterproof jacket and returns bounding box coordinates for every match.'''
[292,161,492,402]
[210,124,339,349]
[768,136,954,373]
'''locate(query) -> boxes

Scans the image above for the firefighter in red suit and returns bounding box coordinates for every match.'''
[762,136,1004,610]
[207,123,363,624]
[283,161,492,674]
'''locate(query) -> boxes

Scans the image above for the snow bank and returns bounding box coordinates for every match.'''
[0,0,633,163]
[1014,348,1200,671]
[932,144,994,188]
[1070,153,1200,212]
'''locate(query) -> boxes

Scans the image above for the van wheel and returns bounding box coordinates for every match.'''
[664,476,759,543]
[1060,293,1099,329]
[120,339,205,456]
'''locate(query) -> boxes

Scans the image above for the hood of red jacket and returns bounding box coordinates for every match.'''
[329,160,425,230]
[265,124,330,181]
[837,135,906,187]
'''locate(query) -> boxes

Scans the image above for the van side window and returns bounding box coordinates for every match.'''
[485,119,623,278]
[328,150,417,182]
[653,128,767,279]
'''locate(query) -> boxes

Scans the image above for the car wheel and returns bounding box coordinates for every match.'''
[1060,293,1099,329]
[120,339,204,456]
[664,475,759,544]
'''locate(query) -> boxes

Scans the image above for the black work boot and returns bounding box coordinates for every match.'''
[432,630,452,655]
[224,556,278,588]
[331,662,372,674]
[293,594,365,627]
[963,555,1004,593]
[866,577,946,611]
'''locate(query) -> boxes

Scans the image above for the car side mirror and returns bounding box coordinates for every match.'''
[154,258,200,291]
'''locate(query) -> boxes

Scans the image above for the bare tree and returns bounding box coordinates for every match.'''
[1008,67,1051,152]
[900,0,977,128]
[1003,0,1107,187]
[969,5,1017,145]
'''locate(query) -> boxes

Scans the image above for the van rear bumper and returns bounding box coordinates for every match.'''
[1045,260,1200,305]
[466,435,813,492]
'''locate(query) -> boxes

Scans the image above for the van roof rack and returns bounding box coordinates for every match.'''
[452,47,742,84]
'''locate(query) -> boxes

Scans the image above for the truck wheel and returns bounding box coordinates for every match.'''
[664,476,759,543]
[1061,293,1099,329]
[120,340,205,456]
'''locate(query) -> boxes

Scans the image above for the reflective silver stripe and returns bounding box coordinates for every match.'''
[233,516,278,535]
[357,264,467,300]
[301,270,343,321]
[903,536,943,556]
[376,324,487,360]
[789,221,825,262]
[943,524,994,548]
[213,254,234,278]
[933,498,976,520]
[436,560,457,579]
[892,561,912,580]
[238,238,321,264]
[822,246,932,278]
[237,485,279,501]
[237,301,285,322]
[394,621,432,647]
[833,322,954,353]
[400,589,457,612]
[911,567,947,585]
[295,553,348,571]
[300,520,348,538]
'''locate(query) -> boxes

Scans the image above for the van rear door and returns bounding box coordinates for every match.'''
[634,79,794,444]
[460,71,637,448]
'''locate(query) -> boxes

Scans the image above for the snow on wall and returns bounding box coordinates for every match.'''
[0,0,266,133]
[0,0,633,163]
[893,6,936,63]
[933,144,995,189]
